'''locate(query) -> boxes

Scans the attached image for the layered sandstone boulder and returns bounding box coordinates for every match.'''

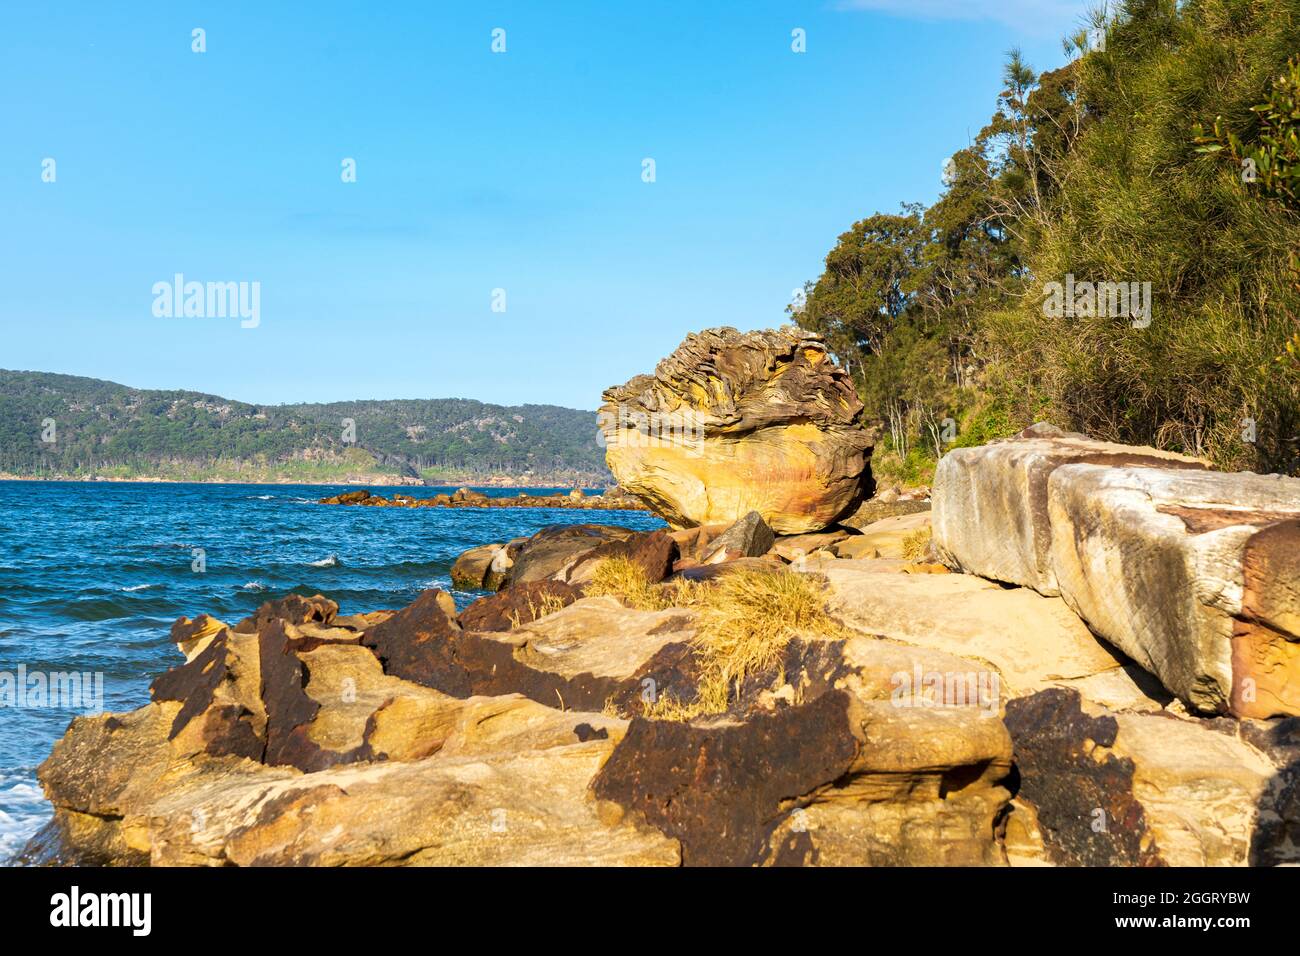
[932,423,1207,593]
[933,425,1300,718]
[599,327,874,534]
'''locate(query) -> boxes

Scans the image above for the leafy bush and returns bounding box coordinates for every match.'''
[796,0,1300,477]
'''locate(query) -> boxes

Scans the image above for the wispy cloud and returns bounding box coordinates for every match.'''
[835,0,1092,33]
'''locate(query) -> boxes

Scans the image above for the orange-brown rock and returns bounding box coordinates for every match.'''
[599,327,874,534]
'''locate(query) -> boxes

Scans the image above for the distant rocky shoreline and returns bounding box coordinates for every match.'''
[318,487,648,511]
[0,473,610,488]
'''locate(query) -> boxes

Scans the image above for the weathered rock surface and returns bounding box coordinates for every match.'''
[700,510,776,564]
[505,524,639,587]
[933,424,1300,717]
[819,560,1166,711]
[1004,688,1298,866]
[838,496,931,531]
[561,529,678,586]
[933,423,1207,593]
[449,543,508,590]
[599,327,874,534]
[458,579,585,632]
[769,528,851,563]
[26,568,1032,867]
[831,510,930,560]
[594,690,1011,866]
[812,558,1300,867]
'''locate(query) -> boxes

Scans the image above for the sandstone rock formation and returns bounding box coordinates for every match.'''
[25,415,1300,867]
[700,511,775,564]
[815,555,1300,866]
[599,327,874,534]
[1005,689,1296,866]
[561,529,678,586]
[449,543,509,590]
[933,424,1300,717]
[831,511,930,561]
[26,572,1020,866]
[932,423,1207,593]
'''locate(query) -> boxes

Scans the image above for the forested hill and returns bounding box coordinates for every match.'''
[0,370,611,484]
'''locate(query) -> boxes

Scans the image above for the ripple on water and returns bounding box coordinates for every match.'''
[0,479,666,858]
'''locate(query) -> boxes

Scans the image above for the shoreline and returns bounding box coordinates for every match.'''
[0,474,613,489]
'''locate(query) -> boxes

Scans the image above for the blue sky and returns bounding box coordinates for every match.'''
[1,1,1090,409]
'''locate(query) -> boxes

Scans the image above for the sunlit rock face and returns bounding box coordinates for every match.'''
[599,327,875,534]
[933,424,1300,718]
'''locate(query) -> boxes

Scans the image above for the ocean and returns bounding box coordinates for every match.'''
[0,480,664,861]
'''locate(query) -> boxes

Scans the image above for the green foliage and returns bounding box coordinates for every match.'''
[797,0,1300,478]
[0,371,610,481]
[1197,56,1300,209]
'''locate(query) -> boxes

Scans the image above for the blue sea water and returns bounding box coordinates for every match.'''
[0,480,664,860]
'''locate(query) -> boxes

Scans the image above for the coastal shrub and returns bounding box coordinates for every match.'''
[795,0,1300,476]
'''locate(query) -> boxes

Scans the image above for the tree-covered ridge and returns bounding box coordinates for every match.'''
[795,0,1300,483]
[0,369,610,482]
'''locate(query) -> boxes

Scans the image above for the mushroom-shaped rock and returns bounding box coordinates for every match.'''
[599,327,874,534]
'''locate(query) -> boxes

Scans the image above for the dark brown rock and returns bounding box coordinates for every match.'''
[234,594,338,634]
[505,524,638,586]
[1003,688,1157,866]
[564,529,679,585]
[458,580,584,633]
[319,490,372,505]
[361,589,466,693]
[591,691,861,866]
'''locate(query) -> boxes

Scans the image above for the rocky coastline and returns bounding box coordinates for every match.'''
[318,487,648,511]
[20,327,1300,867]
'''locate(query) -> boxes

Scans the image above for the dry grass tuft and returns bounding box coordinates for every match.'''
[586,557,706,611]
[507,591,571,628]
[586,557,667,610]
[583,560,842,721]
[900,526,933,561]
[647,568,843,721]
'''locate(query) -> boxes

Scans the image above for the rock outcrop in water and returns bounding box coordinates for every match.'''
[319,488,647,511]
[599,327,874,534]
